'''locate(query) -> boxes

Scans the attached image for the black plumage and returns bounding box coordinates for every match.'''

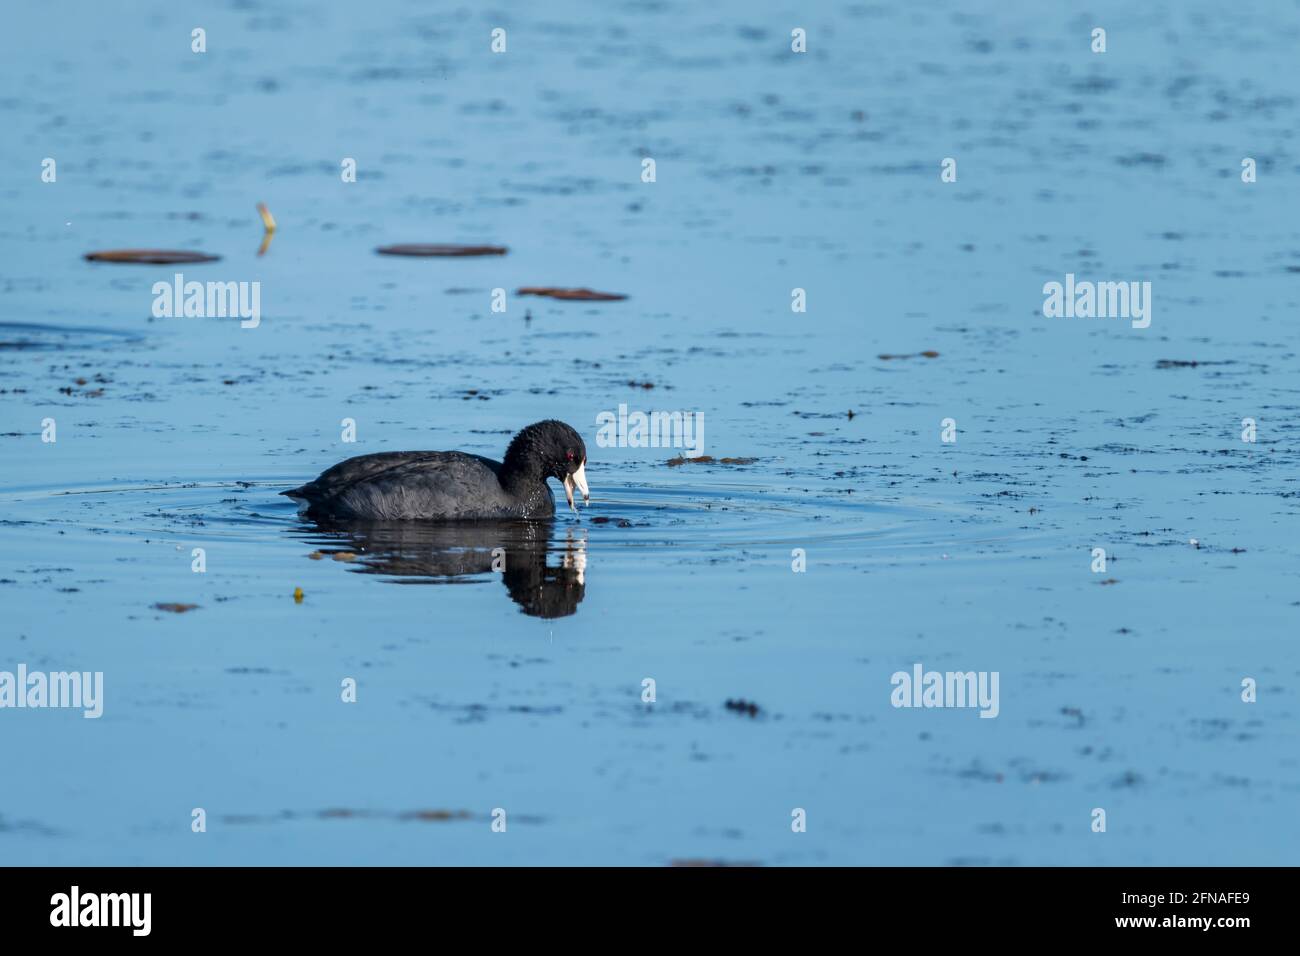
[282,420,589,520]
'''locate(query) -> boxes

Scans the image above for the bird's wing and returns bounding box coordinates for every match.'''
[286,452,457,498]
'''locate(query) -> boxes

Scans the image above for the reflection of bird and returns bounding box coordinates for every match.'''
[298,519,588,619]
[282,420,589,520]
[503,530,587,618]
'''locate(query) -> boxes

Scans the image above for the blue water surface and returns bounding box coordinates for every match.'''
[0,0,1297,865]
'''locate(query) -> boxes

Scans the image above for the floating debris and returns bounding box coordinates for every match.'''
[224,808,479,825]
[1113,770,1143,789]
[153,602,199,613]
[878,350,940,360]
[517,287,628,301]
[666,455,758,467]
[399,809,474,822]
[59,377,106,397]
[1155,359,1234,369]
[670,859,761,867]
[376,244,507,257]
[1061,706,1085,727]
[85,250,220,264]
[724,698,760,717]
[256,202,276,257]
[293,587,304,603]
[256,202,277,233]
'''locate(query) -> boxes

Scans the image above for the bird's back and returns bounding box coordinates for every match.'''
[284,451,547,520]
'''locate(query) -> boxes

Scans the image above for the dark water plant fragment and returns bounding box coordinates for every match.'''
[517,287,627,301]
[376,244,507,257]
[85,250,220,264]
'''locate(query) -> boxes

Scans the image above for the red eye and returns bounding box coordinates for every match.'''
[566,451,575,461]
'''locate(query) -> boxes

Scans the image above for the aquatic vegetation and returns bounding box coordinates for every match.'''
[877,350,940,360]
[84,250,220,264]
[665,455,757,467]
[376,244,507,257]
[152,602,199,613]
[516,287,628,301]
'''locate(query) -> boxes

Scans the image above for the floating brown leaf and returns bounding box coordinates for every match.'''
[153,602,199,613]
[85,250,220,264]
[878,350,939,360]
[517,287,628,301]
[376,244,507,257]
[398,809,474,822]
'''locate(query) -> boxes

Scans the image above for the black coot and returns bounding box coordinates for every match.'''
[282,420,589,520]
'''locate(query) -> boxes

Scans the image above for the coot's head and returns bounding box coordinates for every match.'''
[504,420,589,511]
